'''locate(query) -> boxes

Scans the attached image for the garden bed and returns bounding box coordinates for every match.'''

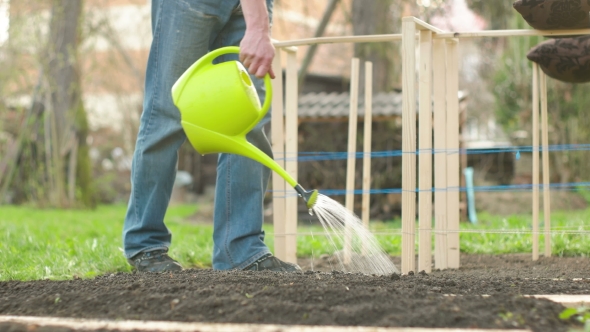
[1,254,589,332]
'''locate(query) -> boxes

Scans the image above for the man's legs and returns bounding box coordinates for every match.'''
[123,0,234,263]
[210,1,281,270]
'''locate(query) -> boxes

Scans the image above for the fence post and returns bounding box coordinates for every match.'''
[401,17,417,274]
[445,38,460,269]
[418,29,433,273]
[532,63,540,261]
[271,49,287,261]
[433,38,448,270]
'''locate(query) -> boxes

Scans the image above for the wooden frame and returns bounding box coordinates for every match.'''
[270,17,579,271]
[271,47,299,264]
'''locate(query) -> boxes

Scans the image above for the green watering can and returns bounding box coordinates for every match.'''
[171,46,318,208]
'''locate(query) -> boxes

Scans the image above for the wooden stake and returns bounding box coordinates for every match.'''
[271,50,287,261]
[344,58,360,265]
[434,28,590,39]
[361,61,373,256]
[361,61,373,230]
[401,18,417,274]
[418,30,433,273]
[540,71,551,258]
[433,38,448,270]
[532,63,540,261]
[284,50,299,264]
[445,39,460,269]
[274,34,403,48]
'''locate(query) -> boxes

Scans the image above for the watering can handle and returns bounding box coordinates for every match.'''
[200,46,273,128]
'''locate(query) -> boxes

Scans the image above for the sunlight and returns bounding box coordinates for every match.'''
[0,0,8,45]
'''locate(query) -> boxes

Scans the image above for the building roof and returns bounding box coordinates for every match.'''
[298,91,403,119]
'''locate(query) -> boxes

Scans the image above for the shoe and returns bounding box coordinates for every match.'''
[127,249,183,272]
[243,254,302,272]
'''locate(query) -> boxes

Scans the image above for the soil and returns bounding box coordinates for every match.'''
[1,254,589,332]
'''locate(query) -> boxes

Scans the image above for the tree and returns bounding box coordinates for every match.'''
[351,0,398,92]
[0,0,95,207]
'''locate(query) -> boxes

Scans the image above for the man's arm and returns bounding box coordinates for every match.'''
[239,0,275,79]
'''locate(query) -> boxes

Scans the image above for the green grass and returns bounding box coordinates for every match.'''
[295,209,590,257]
[0,204,588,281]
[460,210,590,256]
[0,204,213,281]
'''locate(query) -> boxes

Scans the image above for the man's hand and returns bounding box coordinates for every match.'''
[239,0,276,79]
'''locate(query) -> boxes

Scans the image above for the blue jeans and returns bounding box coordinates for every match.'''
[123,0,274,270]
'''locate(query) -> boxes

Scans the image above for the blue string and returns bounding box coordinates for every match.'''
[270,182,590,197]
[274,144,590,162]
[268,144,590,198]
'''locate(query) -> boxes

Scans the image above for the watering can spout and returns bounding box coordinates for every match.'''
[294,185,319,209]
[172,46,319,208]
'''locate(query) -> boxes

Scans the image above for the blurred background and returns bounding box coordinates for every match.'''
[1,0,589,221]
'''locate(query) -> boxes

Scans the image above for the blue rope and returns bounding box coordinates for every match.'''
[270,182,590,198]
[267,144,590,198]
[273,144,590,162]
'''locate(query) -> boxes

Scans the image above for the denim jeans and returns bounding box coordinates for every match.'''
[123,0,274,270]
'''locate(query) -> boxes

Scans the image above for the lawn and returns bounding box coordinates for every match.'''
[0,203,588,281]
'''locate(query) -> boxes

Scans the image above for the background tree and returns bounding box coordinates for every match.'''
[471,2,590,184]
[0,0,95,207]
[351,0,398,92]
[45,0,94,207]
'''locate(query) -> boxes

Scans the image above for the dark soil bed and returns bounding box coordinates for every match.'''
[1,254,589,332]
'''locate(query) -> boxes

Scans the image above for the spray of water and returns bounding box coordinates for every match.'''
[311,194,399,275]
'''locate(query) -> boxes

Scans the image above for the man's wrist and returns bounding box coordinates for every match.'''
[240,0,270,32]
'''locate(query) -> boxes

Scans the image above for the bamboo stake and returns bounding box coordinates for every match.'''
[540,71,551,258]
[271,50,287,261]
[273,28,590,49]
[418,30,433,273]
[408,17,445,34]
[434,28,590,39]
[274,34,402,48]
[344,58,360,265]
[284,50,299,264]
[401,18,417,274]
[361,61,373,231]
[433,38,448,270]
[445,39,460,269]
[532,63,540,261]
[361,61,373,256]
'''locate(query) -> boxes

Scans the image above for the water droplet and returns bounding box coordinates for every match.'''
[515,151,521,160]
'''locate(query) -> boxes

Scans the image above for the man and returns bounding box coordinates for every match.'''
[122,0,301,273]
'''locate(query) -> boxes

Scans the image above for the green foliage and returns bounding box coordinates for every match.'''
[491,14,542,132]
[465,0,515,30]
[576,186,590,205]
[1,204,589,281]
[560,306,590,331]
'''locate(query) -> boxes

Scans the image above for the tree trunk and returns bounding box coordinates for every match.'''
[44,0,94,208]
[351,0,398,92]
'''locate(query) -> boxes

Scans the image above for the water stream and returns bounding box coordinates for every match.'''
[310,194,399,275]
